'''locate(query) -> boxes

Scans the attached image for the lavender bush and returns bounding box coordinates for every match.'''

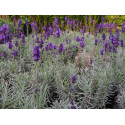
[0,16,125,109]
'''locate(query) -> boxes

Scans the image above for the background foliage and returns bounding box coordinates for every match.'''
[1,15,125,27]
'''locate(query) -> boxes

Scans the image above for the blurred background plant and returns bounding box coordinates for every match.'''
[1,15,125,33]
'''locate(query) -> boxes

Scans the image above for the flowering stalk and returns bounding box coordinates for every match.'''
[70,74,77,109]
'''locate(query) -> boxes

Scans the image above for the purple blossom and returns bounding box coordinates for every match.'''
[39,40,44,49]
[100,49,104,55]
[65,16,67,21]
[33,46,40,61]
[71,87,75,91]
[72,74,76,83]
[21,32,25,44]
[81,36,84,41]
[0,53,2,59]
[58,42,64,53]
[15,41,18,47]
[18,19,22,28]
[13,51,18,56]
[34,89,40,94]
[121,40,124,47]
[95,39,98,46]
[80,41,85,48]
[90,59,92,64]
[58,58,60,62]
[8,42,13,49]
[3,51,7,58]
[109,46,112,52]
[35,37,40,43]
[48,42,53,50]
[71,105,76,109]
[102,33,106,40]
[31,22,35,29]
[76,36,80,42]
[65,47,67,51]
[32,34,34,38]
[70,98,74,105]
[67,31,69,33]
[53,44,57,49]
[90,17,92,22]
[104,42,108,52]
[45,44,49,51]
[56,29,60,38]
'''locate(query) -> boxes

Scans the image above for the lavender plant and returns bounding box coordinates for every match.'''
[0,17,125,109]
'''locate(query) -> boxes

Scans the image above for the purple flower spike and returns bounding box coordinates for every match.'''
[3,51,7,58]
[15,41,18,47]
[102,33,106,40]
[70,98,74,105]
[71,105,76,109]
[58,42,64,53]
[71,87,75,91]
[121,40,124,47]
[81,36,84,41]
[76,36,80,42]
[72,74,76,83]
[53,44,57,49]
[48,42,53,50]
[100,49,104,55]
[65,16,67,21]
[33,46,40,61]
[8,42,13,49]
[58,58,60,62]
[90,59,92,64]
[80,41,85,48]
[95,39,98,46]
[13,51,18,56]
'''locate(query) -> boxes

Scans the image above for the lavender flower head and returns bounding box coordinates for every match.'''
[58,42,64,53]
[80,41,85,48]
[56,29,60,38]
[45,44,49,51]
[48,42,53,50]
[18,19,22,28]
[71,105,76,109]
[90,59,92,64]
[3,51,7,58]
[71,86,75,91]
[72,74,76,83]
[8,42,13,49]
[15,41,18,47]
[95,39,98,46]
[13,51,18,56]
[65,16,67,21]
[100,49,104,55]
[121,40,124,47]
[81,36,84,41]
[76,36,80,42]
[102,33,106,40]
[53,44,57,49]
[33,46,40,61]
[58,58,60,62]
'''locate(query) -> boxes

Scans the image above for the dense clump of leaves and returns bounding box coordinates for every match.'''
[0,17,125,109]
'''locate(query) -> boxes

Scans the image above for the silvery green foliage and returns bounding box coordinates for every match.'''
[73,50,125,109]
[0,72,49,109]
[48,99,80,109]
[118,89,125,109]
[48,99,72,109]
[0,31,125,109]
